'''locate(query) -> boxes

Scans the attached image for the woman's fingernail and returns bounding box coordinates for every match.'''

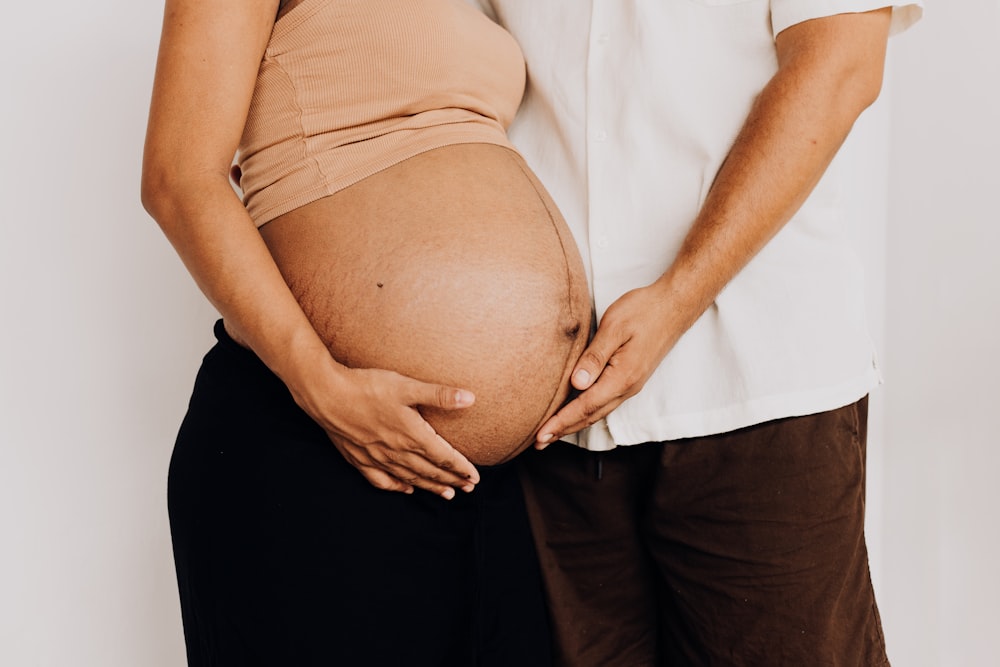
[441,487,456,500]
[462,483,475,493]
[574,369,591,386]
[538,433,553,444]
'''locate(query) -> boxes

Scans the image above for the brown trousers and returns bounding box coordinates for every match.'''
[520,397,888,667]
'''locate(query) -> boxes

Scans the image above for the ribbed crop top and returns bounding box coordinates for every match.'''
[237,0,526,226]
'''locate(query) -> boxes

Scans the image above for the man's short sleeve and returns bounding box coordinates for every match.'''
[771,0,924,38]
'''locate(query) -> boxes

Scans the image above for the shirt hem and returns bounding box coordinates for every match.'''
[569,367,882,451]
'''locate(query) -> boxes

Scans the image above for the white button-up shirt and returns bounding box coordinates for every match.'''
[471,0,923,450]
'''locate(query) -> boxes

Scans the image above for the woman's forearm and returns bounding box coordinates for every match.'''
[141,173,335,392]
[141,171,480,497]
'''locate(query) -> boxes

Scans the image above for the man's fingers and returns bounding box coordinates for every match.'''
[571,326,626,390]
[537,381,625,447]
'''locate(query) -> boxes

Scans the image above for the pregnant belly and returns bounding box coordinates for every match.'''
[261,144,591,465]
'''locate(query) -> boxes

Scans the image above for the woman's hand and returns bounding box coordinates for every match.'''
[292,359,481,499]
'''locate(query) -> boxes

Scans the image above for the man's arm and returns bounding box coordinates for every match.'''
[537,8,894,445]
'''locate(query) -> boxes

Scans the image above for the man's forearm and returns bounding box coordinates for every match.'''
[653,9,893,333]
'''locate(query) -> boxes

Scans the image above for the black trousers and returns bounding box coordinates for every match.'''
[168,321,551,666]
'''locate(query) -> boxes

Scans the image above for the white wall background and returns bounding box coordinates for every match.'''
[882,2,1000,664]
[0,2,996,665]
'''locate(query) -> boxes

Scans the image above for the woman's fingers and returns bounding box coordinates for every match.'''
[397,378,480,484]
[332,429,476,499]
[318,368,481,498]
[340,451,416,495]
[402,379,476,411]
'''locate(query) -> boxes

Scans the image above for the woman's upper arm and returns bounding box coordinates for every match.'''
[142,0,279,196]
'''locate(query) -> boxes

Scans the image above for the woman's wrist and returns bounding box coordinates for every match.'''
[268,327,348,416]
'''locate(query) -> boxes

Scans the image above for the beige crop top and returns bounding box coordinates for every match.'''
[237,0,526,226]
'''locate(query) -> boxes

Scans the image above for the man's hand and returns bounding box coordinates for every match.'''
[536,282,678,446]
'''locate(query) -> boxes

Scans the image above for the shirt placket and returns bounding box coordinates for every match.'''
[582,0,620,450]
[585,0,616,322]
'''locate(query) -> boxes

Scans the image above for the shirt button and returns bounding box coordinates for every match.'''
[595,236,610,249]
[597,32,610,44]
[594,130,608,142]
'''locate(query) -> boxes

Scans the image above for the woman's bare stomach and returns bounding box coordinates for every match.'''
[261,143,591,465]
